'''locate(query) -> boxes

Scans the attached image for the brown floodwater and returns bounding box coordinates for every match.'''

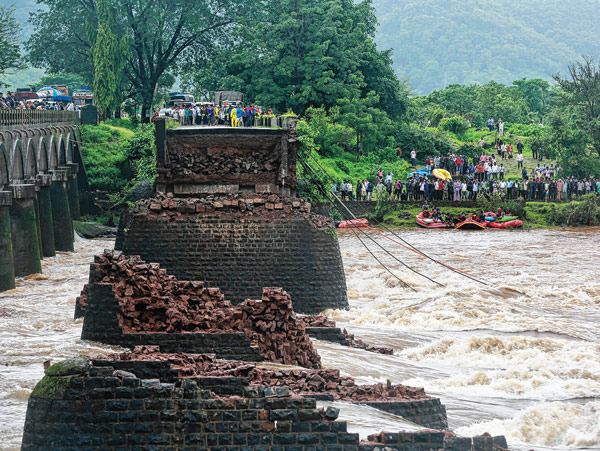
[0,228,599,450]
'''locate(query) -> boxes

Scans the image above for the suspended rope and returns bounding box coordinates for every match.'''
[302,160,442,290]
[304,152,488,285]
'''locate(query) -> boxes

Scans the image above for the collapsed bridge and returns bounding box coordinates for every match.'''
[116,119,348,314]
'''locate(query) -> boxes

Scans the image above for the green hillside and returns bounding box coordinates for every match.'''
[0,0,44,91]
[373,0,600,93]
[4,0,600,96]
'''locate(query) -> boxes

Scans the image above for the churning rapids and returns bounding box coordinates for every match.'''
[1,229,599,450]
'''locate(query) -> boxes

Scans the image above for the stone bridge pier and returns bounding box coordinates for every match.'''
[0,122,88,292]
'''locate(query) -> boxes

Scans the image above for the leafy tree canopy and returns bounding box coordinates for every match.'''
[181,0,408,120]
[550,57,600,175]
[27,0,249,119]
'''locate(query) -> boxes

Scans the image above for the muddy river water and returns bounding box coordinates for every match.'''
[1,229,599,450]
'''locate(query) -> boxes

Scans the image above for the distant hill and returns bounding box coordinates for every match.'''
[3,0,600,96]
[0,0,44,91]
[0,0,39,40]
[373,0,600,93]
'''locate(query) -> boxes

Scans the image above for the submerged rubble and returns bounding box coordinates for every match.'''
[299,315,394,355]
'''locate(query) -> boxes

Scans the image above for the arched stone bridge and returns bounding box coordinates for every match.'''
[0,125,88,292]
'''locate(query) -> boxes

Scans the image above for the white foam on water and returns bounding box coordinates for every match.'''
[456,400,600,449]
[0,238,119,450]
[332,228,600,449]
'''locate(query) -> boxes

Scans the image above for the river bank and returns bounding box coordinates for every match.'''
[348,194,600,229]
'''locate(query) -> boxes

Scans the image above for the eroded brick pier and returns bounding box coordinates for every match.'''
[116,121,348,314]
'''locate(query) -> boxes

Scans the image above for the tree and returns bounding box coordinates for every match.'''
[27,0,248,121]
[209,0,402,117]
[91,0,127,117]
[337,91,394,153]
[553,57,600,161]
[0,6,24,84]
[512,78,557,118]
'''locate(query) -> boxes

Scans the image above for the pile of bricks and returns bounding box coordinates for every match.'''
[299,315,336,328]
[78,251,321,369]
[130,192,332,229]
[299,315,394,355]
[249,368,428,402]
[100,348,429,403]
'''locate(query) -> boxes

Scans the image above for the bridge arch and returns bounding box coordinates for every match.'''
[24,139,38,180]
[37,137,49,174]
[11,139,25,181]
[65,132,74,163]
[47,135,59,170]
[0,142,9,188]
[57,134,67,166]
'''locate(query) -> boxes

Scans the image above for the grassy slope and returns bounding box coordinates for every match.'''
[447,126,556,180]
[312,124,555,187]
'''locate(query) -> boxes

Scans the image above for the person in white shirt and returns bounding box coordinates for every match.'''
[492,164,499,180]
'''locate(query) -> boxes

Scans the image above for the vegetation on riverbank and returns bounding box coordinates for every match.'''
[78,120,156,224]
[371,194,600,229]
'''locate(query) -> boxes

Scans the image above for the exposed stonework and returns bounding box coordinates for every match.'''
[78,250,321,368]
[157,127,298,198]
[116,194,348,314]
[21,357,507,451]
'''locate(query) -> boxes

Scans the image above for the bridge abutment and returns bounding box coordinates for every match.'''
[50,169,74,252]
[0,190,15,291]
[9,184,42,277]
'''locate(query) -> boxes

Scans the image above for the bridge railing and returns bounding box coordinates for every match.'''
[255,116,285,128]
[0,110,80,127]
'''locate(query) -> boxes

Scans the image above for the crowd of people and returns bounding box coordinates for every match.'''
[0,92,77,111]
[162,103,272,127]
[332,149,600,203]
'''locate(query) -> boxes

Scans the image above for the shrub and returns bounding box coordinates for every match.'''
[547,194,600,226]
[103,118,139,131]
[440,116,468,135]
[123,126,154,162]
[457,142,481,158]
[336,160,350,174]
[430,108,445,127]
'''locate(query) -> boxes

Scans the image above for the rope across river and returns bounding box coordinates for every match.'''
[302,153,489,287]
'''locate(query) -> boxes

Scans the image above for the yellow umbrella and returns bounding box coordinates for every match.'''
[432,169,452,181]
